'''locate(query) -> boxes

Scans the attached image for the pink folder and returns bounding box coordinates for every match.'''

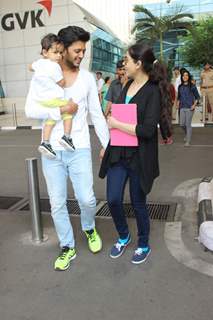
[110,103,138,146]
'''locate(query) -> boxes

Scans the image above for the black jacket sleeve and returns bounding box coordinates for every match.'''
[135,87,161,139]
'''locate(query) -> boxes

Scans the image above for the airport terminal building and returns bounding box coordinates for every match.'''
[0,0,123,98]
[0,0,213,127]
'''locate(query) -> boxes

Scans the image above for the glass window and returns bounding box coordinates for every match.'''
[135,0,213,80]
[91,29,123,73]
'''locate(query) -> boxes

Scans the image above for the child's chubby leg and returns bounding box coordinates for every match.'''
[59,114,75,151]
[40,98,77,152]
[63,116,72,137]
[43,120,55,142]
[38,120,57,159]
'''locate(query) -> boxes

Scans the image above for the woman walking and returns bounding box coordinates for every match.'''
[99,43,172,264]
[177,70,200,146]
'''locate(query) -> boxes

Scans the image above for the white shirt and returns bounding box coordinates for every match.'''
[31,59,64,101]
[97,78,105,93]
[174,75,181,92]
[25,68,110,150]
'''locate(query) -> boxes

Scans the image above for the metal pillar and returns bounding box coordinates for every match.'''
[12,103,17,127]
[26,158,44,243]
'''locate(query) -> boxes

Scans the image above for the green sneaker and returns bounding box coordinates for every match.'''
[85,228,102,253]
[54,246,76,271]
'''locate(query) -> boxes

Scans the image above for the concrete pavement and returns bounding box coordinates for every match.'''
[1,126,213,320]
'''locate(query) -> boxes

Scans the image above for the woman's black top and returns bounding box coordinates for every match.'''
[99,79,161,195]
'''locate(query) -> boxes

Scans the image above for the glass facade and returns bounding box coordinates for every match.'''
[136,0,213,18]
[91,28,123,74]
[134,0,213,125]
[135,0,213,79]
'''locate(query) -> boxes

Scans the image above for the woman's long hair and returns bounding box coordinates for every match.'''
[128,43,173,126]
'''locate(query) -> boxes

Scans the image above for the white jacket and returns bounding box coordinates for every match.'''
[25,69,110,150]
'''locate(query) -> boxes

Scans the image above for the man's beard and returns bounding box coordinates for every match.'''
[65,58,79,70]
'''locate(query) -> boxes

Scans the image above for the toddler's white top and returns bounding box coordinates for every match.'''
[31,58,64,101]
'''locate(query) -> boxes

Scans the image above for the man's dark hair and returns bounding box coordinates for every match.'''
[58,26,90,48]
[105,76,110,83]
[96,71,102,76]
[41,33,60,52]
[173,66,179,71]
[116,60,124,69]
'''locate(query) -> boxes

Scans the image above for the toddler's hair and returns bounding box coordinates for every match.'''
[40,33,61,53]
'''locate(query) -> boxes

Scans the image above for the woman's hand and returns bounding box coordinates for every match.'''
[60,100,78,114]
[107,116,119,129]
[107,115,136,135]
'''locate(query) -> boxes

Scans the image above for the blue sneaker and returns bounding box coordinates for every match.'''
[131,247,151,264]
[110,234,131,259]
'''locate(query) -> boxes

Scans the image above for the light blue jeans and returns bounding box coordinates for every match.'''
[41,148,96,248]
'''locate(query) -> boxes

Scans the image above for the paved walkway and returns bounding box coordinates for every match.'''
[1,127,213,320]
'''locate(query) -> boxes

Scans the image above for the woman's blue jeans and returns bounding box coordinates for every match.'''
[107,161,150,248]
[42,148,96,248]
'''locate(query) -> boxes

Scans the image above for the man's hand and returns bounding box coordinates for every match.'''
[99,148,105,161]
[104,101,112,117]
[60,100,78,114]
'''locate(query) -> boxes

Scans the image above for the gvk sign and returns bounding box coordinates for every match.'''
[1,0,52,31]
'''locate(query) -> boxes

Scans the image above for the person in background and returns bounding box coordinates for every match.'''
[96,71,105,103]
[200,62,213,122]
[114,72,119,80]
[177,70,200,147]
[101,76,111,114]
[104,60,127,116]
[99,43,172,264]
[173,66,181,91]
[172,66,181,120]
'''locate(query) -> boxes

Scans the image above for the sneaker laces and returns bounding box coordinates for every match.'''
[86,230,96,243]
[134,248,143,255]
[46,144,54,152]
[115,242,123,251]
[58,247,69,260]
